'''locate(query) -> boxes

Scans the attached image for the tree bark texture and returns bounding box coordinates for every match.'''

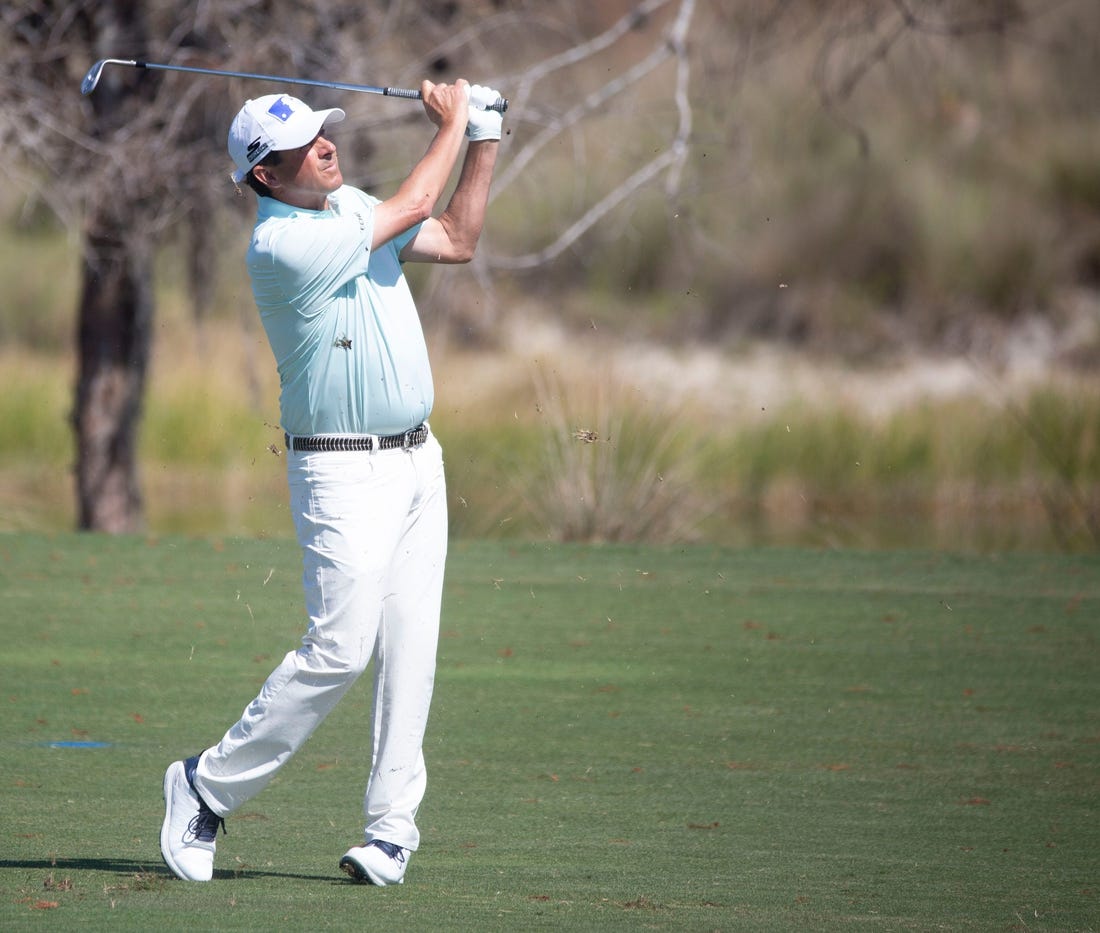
[70,0,153,532]
[73,221,153,533]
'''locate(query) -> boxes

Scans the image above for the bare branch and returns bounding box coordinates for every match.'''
[492,36,676,197]
[490,0,696,269]
[814,11,908,157]
[664,0,695,197]
[889,0,1031,37]
[505,0,676,104]
[489,146,682,271]
[813,0,1045,156]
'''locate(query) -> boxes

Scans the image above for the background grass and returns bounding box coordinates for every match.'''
[3,335,1098,550]
[1,533,1097,930]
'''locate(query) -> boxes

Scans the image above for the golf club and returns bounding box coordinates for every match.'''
[80,58,508,112]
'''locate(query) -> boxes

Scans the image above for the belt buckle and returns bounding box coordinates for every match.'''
[379,430,406,451]
[376,424,424,451]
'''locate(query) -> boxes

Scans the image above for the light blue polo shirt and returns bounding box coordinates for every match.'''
[247,185,432,436]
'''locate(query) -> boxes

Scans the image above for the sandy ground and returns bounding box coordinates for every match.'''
[431,312,1092,427]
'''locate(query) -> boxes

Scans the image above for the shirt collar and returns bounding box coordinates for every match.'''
[257,187,345,220]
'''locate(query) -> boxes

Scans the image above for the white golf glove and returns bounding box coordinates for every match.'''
[465,84,503,142]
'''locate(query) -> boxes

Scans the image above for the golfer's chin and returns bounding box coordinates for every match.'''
[321,159,342,185]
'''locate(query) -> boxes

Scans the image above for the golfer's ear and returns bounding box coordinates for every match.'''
[253,165,279,188]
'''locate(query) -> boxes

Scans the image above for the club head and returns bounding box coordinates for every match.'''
[80,60,107,95]
[80,59,135,95]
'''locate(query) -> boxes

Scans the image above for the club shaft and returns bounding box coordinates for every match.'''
[86,59,508,112]
[139,60,417,100]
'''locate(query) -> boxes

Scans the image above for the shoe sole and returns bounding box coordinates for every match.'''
[338,853,404,886]
[339,855,372,883]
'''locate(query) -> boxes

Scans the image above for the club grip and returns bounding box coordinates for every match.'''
[384,87,422,101]
[384,86,508,112]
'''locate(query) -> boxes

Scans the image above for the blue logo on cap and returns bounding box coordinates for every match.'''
[267,97,294,122]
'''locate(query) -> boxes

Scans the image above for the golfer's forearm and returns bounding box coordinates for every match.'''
[389,119,468,226]
[436,140,499,259]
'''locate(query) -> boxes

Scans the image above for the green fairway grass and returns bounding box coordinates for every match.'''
[1,533,1097,930]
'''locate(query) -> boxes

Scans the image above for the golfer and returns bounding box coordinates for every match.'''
[159,79,502,885]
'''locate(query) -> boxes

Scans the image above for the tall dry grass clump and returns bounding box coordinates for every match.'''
[512,368,709,544]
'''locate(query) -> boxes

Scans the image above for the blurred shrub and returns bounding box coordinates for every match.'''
[0,352,72,465]
[0,202,78,352]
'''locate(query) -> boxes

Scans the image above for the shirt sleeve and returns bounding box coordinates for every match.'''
[392,221,423,257]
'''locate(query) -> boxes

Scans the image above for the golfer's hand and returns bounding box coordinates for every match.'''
[465,85,503,142]
[421,80,470,132]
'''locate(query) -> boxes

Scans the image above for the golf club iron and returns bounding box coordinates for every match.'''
[80,58,508,112]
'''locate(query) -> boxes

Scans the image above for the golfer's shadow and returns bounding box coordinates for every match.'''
[0,856,335,882]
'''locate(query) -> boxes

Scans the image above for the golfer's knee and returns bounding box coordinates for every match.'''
[298,635,370,678]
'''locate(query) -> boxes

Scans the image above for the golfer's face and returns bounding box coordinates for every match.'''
[270,129,342,206]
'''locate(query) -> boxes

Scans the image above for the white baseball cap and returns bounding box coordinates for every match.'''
[228,94,345,183]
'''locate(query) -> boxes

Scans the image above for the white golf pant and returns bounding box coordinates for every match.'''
[193,432,447,852]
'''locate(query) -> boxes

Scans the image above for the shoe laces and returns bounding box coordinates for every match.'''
[369,840,405,864]
[186,801,226,844]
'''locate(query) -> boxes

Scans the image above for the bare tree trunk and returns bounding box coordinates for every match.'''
[67,0,154,533]
[73,222,153,532]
